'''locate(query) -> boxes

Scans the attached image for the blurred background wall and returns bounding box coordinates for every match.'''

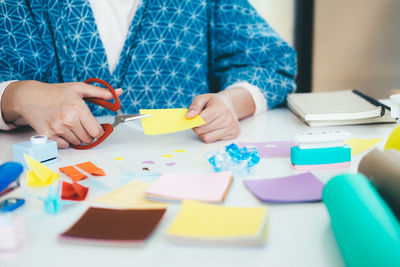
[249,0,295,46]
[313,0,400,98]
[250,0,400,98]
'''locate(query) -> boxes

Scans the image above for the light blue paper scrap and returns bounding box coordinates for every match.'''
[43,184,63,214]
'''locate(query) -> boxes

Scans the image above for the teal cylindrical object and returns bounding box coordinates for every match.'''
[323,173,400,267]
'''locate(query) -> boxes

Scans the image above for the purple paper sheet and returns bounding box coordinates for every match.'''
[238,141,295,158]
[244,172,324,203]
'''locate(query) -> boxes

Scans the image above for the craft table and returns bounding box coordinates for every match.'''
[0,107,397,267]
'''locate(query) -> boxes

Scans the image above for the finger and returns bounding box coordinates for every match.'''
[194,116,228,135]
[48,117,82,146]
[198,127,235,144]
[27,126,65,150]
[115,88,123,97]
[79,103,105,139]
[75,83,123,100]
[33,125,70,149]
[71,120,94,144]
[186,94,212,118]
[52,136,69,149]
[199,124,241,143]
[197,105,223,124]
[53,107,93,145]
[58,128,81,146]
[105,88,123,99]
[220,133,239,141]
[193,102,236,135]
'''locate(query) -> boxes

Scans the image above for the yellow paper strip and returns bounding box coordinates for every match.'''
[140,108,205,135]
[173,150,186,153]
[345,138,383,156]
[94,180,167,209]
[162,154,173,158]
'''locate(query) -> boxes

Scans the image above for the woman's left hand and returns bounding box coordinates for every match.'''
[186,88,255,143]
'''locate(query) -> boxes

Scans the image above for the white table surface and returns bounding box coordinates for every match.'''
[0,107,398,267]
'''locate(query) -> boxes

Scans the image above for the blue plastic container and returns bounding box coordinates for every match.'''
[291,145,351,165]
[12,135,58,169]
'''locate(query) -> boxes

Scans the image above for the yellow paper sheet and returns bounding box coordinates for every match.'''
[140,108,205,135]
[167,200,267,238]
[94,180,167,209]
[113,157,124,161]
[25,155,59,187]
[345,138,383,156]
[385,124,400,151]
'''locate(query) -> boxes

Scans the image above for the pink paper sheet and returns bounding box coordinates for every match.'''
[145,171,232,203]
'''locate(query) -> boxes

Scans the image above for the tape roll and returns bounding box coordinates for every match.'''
[358,149,400,217]
[323,173,400,267]
[30,135,47,145]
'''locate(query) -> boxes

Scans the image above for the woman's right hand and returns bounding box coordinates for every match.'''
[1,81,122,148]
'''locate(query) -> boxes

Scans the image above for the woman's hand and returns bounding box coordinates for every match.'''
[186,88,255,143]
[1,81,122,148]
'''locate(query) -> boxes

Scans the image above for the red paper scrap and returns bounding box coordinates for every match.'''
[61,181,89,201]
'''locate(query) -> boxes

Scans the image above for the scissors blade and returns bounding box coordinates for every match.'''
[120,114,152,122]
[112,113,152,127]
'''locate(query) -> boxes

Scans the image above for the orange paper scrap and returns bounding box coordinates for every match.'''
[75,161,105,176]
[59,166,87,181]
[61,181,89,201]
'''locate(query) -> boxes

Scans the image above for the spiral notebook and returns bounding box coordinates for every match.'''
[287,90,397,126]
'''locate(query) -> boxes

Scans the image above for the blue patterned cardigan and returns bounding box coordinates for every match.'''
[0,0,297,116]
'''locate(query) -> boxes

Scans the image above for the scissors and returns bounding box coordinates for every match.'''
[71,78,151,150]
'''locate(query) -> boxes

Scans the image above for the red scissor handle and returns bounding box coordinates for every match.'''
[83,78,121,112]
[71,123,114,150]
[71,78,120,150]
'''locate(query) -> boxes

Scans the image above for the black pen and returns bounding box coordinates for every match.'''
[352,89,391,116]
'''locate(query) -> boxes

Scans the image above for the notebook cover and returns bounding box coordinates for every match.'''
[287,90,397,125]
